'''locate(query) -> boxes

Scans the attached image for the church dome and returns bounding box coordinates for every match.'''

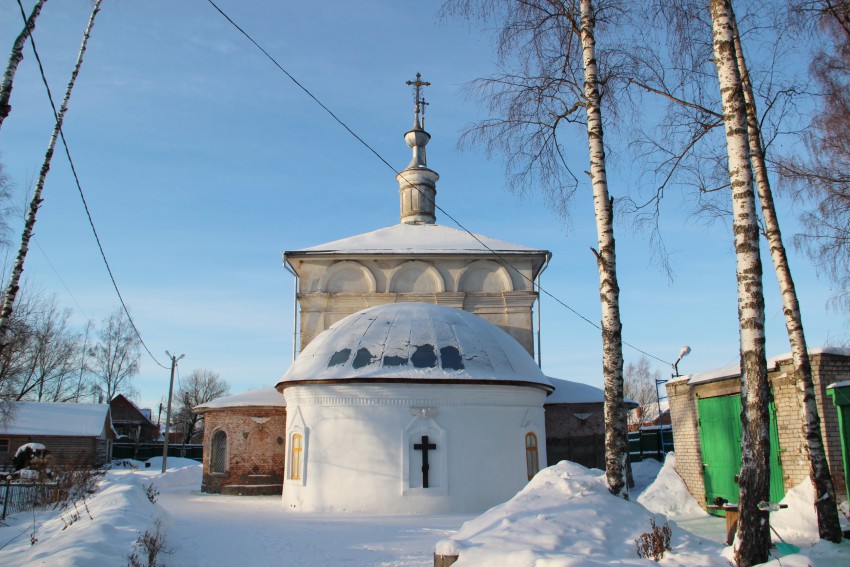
[277,303,552,390]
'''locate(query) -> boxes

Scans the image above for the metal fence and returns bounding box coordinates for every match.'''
[111,442,203,462]
[0,478,55,520]
[628,426,674,462]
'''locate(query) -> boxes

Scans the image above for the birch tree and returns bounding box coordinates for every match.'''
[442,0,630,496]
[0,0,46,131]
[710,1,771,563]
[730,14,843,543]
[632,0,843,543]
[0,0,102,362]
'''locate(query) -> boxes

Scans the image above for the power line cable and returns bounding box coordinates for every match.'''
[32,237,90,320]
[16,0,169,370]
[206,0,673,367]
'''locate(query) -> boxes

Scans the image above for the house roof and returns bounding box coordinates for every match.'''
[545,377,605,404]
[544,376,639,407]
[286,223,550,257]
[110,394,157,427]
[277,303,553,390]
[0,402,111,437]
[194,387,286,412]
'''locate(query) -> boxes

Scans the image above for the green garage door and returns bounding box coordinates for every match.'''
[698,394,785,513]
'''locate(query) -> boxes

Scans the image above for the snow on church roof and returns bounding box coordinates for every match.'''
[288,223,549,256]
[0,402,110,437]
[277,303,553,389]
[194,387,285,412]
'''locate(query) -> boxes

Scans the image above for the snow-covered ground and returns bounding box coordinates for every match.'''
[0,455,848,566]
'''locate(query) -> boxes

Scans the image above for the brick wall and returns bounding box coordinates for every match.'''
[812,353,848,499]
[544,402,605,470]
[201,407,286,495]
[667,377,706,506]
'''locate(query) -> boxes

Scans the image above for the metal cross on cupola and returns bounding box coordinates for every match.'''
[413,435,437,488]
[406,72,430,129]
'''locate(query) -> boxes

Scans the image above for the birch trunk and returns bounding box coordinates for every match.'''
[709,1,771,564]
[730,18,844,544]
[0,0,46,131]
[0,1,102,360]
[579,0,628,497]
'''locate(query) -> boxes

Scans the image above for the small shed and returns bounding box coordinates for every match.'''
[0,402,114,469]
[194,387,286,495]
[667,348,850,511]
[544,377,608,470]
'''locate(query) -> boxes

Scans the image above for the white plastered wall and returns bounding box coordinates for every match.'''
[281,382,547,514]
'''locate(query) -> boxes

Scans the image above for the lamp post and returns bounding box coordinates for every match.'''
[161,351,184,473]
[655,346,691,458]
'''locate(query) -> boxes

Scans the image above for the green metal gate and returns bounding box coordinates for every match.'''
[697,394,785,513]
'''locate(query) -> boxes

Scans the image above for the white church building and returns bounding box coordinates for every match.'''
[197,75,611,513]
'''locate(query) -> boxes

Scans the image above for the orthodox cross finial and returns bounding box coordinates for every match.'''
[406,72,430,129]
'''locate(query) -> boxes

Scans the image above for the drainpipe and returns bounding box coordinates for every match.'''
[282,255,299,361]
[534,253,551,369]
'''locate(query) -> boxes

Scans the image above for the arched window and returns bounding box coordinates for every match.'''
[525,432,539,480]
[290,433,303,480]
[211,430,227,473]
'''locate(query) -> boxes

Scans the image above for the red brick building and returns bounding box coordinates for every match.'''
[667,348,850,508]
[194,388,286,495]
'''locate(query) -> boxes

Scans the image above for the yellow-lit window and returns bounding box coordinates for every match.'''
[290,433,303,480]
[525,432,539,480]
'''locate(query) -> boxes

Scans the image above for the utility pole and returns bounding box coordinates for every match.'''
[161,351,184,473]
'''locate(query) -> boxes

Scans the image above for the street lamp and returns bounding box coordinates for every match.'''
[655,346,691,458]
[161,350,185,473]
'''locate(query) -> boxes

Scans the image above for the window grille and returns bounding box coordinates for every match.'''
[211,430,227,473]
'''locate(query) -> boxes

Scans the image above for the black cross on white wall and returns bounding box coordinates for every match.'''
[413,435,437,488]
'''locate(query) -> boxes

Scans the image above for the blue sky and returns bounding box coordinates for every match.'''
[0,0,844,412]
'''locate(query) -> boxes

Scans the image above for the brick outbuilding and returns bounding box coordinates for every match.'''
[667,348,850,509]
[195,388,286,495]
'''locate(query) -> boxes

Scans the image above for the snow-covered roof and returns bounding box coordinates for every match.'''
[544,377,604,404]
[544,376,638,407]
[827,380,850,390]
[287,223,549,256]
[0,402,110,437]
[194,388,286,412]
[685,347,850,386]
[278,303,553,389]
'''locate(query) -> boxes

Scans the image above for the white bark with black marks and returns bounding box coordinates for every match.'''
[710,1,770,565]
[580,0,628,498]
[0,0,46,131]
[0,0,102,361]
[731,15,843,544]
